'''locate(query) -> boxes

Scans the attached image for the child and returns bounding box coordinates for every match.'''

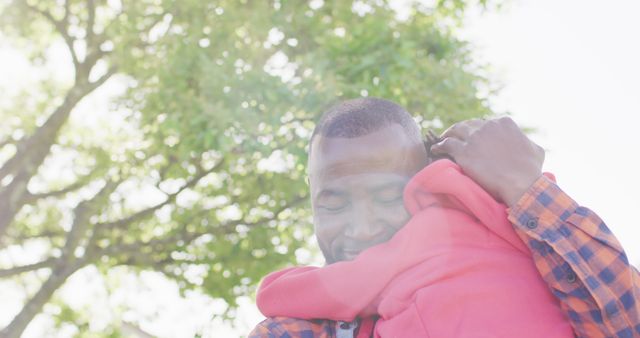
[256,157,574,337]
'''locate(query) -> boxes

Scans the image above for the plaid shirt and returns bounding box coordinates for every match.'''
[249,176,640,337]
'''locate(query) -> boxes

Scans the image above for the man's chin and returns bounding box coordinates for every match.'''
[328,249,361,263]
[322,251,352,264]
[323,244,373,263]
[340,250,360,261]
[319,245,340,265]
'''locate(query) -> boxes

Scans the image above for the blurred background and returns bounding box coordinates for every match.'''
[0,0,638,337]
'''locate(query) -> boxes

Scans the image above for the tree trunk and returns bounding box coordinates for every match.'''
[0,260,84,338]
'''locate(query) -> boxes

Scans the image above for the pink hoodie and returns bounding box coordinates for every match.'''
[257,160,574,337]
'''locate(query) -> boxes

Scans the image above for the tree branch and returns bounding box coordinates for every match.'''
[86,0,96,48]
[92,8,124,50]
[61,179,121,260]
[84,66,118,93]
[0,79,110,241]
[96,199,169,232]
[0,138,13,149]
[62,0,71,25]
[96,158,225,231]
[21,0,80,71]
[22,180,86,205]
[156,155,177,182]
[4,229,66,244]
[121,321,155,338]
[0,257,88,338]
[98,193,308,265]
[217,194,309,234]
[0,258,57,278]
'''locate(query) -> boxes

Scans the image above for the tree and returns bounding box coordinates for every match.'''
[0,0,495,336]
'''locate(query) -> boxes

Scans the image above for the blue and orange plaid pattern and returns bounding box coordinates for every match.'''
[249,316,335,337]
[249,176,640,338]
[509,175,640,338]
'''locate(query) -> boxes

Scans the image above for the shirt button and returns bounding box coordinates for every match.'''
[526,218,538,229]
[567,271,577,283]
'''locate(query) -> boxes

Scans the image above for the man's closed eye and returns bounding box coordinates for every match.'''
[317,192,349,212]
[319,203,349,212]
[373,185,404,205]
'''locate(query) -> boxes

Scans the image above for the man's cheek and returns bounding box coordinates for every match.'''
[314,214,344,236]
[315,230,340,263]
[315,225,340,247]
[314,217,346,262]
[384,206,411,230]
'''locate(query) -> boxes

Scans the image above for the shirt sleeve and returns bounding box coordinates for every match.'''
[508,175,640,338]
[248,316,335,338]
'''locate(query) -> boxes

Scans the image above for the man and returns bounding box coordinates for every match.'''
[250,98,640,337]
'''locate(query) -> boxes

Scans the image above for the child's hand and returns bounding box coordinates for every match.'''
[430,117,545,207]
[424,129,454,164]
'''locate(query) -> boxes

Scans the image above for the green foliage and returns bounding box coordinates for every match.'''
[50,299,125,338]
[0,0,497,334]
[120,0,494,308]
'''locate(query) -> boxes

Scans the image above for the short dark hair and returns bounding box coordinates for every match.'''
[310,97,421,152]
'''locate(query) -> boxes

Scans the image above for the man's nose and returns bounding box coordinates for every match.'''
[344,201,382,240]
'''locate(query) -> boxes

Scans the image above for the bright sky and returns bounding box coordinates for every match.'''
[460,0,640,266]
[2,0,639,337]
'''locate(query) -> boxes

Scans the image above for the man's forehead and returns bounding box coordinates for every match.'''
[314,158,404,182]
[312,170,408,198]
[308,126,422,183]
[314,138,405,164]
[310,125,410,159]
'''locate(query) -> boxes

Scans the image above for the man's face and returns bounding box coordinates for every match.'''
[308,124,428,263]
